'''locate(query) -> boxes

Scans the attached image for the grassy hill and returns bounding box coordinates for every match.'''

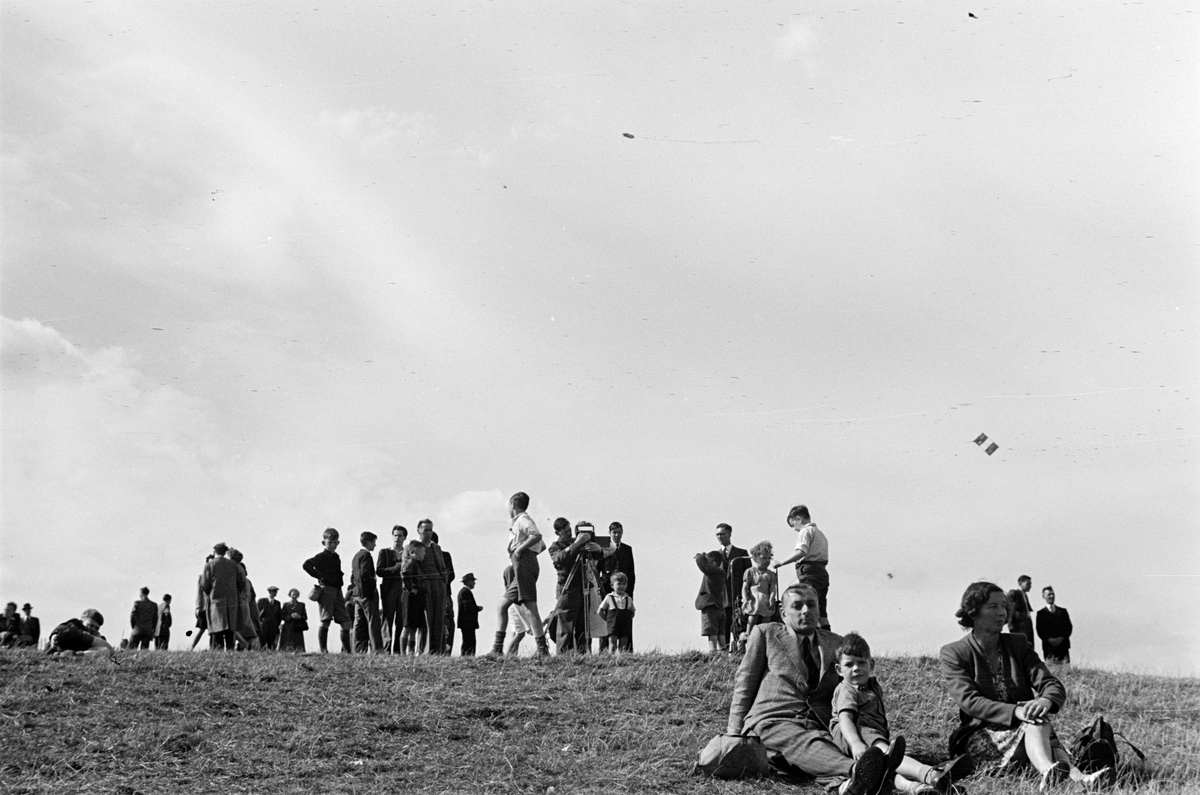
[0,650,1196,794]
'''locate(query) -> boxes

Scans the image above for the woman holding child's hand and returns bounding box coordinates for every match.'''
[940,582,1104,791]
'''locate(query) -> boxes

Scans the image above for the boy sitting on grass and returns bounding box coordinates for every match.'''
[46,609,117,661]
[832,632,957,793]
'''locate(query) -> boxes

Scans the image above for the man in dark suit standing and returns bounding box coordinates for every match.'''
[715,523,749,652]
[129,587,158,650]
[154,595,172,650]
[1006,575,1035,643]
[257,586,282,650]
[727,584,891,794]
[1036,585,1073,663]
[19,604,40,648]
[598,521,636,651]
[456,573,482,656]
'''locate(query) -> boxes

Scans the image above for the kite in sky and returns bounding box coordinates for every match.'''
[973,433,999,455]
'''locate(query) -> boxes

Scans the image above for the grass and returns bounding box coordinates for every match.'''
[0,649,1196,794]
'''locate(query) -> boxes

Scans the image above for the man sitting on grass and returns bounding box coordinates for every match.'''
[46,609,117,661]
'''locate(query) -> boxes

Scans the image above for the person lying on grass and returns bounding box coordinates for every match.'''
[46,609,117,661]
[832,632,966,793]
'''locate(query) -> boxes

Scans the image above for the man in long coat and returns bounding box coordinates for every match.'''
[201,543,245,650]
[257,587,282,650]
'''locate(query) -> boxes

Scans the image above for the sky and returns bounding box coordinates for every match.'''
[2,2,1197,675]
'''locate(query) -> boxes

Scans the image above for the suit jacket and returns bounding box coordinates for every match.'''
[723,545,750,606]
[600,543,636,596]
[456,587,481,630]
[939,632,1066,730]
[350,548,379,601]
[1035,607,1072,655]
[695,554,729,610]
[130,598,158,632]
[727,624,844,735]
[21,616,40,645]
[257,597,282,631]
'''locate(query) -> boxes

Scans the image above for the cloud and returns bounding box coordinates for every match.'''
[316,108,438,158]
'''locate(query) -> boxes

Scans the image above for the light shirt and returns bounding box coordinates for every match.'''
[793,521,829,564]
[508,512,545,555]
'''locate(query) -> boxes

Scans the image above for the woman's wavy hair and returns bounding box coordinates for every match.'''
[955,581,1004,628]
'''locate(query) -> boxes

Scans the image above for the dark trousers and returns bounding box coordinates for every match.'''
[259,627,279,650]
[554,590,589,653]
[353,595,384,653]
[154,630,170,650]
[420,583,446,655]
[796,561,831,629]
[381,585,405,653]
[459,627,477,656]
[129,629,153,650]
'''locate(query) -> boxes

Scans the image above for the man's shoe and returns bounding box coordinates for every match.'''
[845,746,887,795]
[927,754,971,791]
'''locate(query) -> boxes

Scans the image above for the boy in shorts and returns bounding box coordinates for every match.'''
[46,609,117,660]
[832,633,951,793]
[694,550,728,654]
[302,527,353,654]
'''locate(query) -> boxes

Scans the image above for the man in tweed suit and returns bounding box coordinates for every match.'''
[727,584,895,794]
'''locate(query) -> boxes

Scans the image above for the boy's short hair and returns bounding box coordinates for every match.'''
[510,492,530,512]
[553,517,571,533]
[835,632,872,661]
[715,523,732,534]
[323,527,339,540]
[81,608,104,627]
[787,504,810,524]
[706,550,725,567]
[139,586,150,596]
[749,541,773,559]
[213,542,229,555]
[610,572,628,585]
[1018,574,1032,585]
[405,539,426,551]
[163,594,172,601]
[418,518,433,530]
[360,531,377,545]
[609,521,623,532]
[229,548,243,562]
[392,524,408,537]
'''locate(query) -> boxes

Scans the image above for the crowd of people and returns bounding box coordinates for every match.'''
[0,602,40,648]
[9,491,1097,792]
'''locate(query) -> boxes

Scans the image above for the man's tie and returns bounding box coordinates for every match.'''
[802,636,820,691]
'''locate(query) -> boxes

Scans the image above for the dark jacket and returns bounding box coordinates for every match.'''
[695,554,729,610]
[600,542,636,595]
[350,548,379,601]
[130,598,158,632]
[302,549,344,588]
[456,587,481,630]
[1036,607,1073,657]
[940,631,1066,732]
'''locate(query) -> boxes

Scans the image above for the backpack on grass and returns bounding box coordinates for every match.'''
[1070,715,1145,785]
[693,733,771,779]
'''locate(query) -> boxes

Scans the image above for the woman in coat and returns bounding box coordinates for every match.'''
[201,543,245,650]
[940,581,1102,790]
[278,588,308,652]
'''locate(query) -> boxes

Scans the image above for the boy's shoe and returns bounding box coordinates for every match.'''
[845,747,888,795]
[873,735,905,795]
[925,754,970,791]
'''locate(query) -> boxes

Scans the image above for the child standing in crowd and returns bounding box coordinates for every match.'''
[400,540,426,655]
[597,571,635,653]
[741,541,778,648]
[832,632,951,794]
[694,550,728,654]
[301,528,353,654]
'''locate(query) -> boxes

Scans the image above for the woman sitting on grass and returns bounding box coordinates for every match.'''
[940,581,1104,791]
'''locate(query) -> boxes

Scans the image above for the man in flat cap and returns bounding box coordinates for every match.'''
[456,573,483,656]
[258,586,283,651]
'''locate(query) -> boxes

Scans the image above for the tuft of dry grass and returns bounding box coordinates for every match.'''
[0,649,1196,794]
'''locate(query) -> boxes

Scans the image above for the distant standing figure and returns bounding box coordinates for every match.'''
[775,505,831,630]
[457,573,482,656]
[1006,575,1035,643]
[714,523,749,651]
[416,520,449,655]
[230,549,262,649]
[549,518,599,653]
[278,588,308,652]
[400,540,427,655]
[489,492,550,656]
[129,587,158,650]
[257,586,282,651]
[439,537,456,654]
[597,571,635,653]
[202,543,246,651]
[695,550,729,654]
[742,541,778,642]
[155,595,172,650]
[377,525,408,653]
[19,603,40,648]
[598,521,636,651]
[1036,586,1072,663]
[350,531,385,653]
[301,527,353,654]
